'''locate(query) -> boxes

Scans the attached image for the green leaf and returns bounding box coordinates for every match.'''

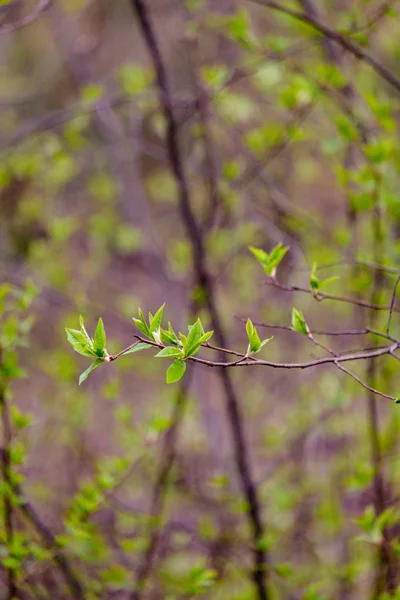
[133,308,151,338]
[291,308,309,335]
[94,318,106,351]
[122,342,153,355]
[65,328,98,357]
[161,322,179,345]
[166,360,186,384]
[246,318,261,353]
[249,246,269,266]
[79,359,103,385]
[395,397,400,404]
[318,276,339,290]
[259,337,274,349]
[66,328,88,345]
[249,243,288,276]
[265,243,289,276]
[197,330,214,345]
[149,303,165,333]
[79,315,92,343]
[179,332,188,349]
[185,319,203,357]
[155,347,183,358]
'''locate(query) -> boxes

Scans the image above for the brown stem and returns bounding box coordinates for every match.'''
[129,2,269,597]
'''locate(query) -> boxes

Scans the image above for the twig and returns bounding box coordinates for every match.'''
[0,0,52,34]
[266,277,400,313]
[247,0,400,95]
[387,275,400,336]
[113,334,399,385]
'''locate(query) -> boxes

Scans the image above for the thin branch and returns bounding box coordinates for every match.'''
[387,275,400,336]
[267,277,400,312]
[247,0,400,95]
[113,334,399,380]
[235,316,369,337]
[0,0,52,34]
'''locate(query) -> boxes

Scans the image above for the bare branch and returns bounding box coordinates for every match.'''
[0,0,52,34]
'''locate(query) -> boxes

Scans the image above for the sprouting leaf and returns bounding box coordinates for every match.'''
[66,328,89,346]
[122,342,153,355]
[133,308,151,338]
[166,360,186,384]
[246,318,261,353]
[185,319,203,357]
[65,328,98,357]
[179,332,188,349]
[318,276,339,290]
[259,336,273,349]
[395,397,400,404]
[309,263,339,294]
[133,318,150,337]
[155,347,183,359]
[161,322,179,345]
[310,263,319,291]
[291,308,309,335]
[79,315,92,343]
[249,243,289,276]
[249,246,269,266]
[94,318,106,351]
[149,303,165,334]
[79,359,103,385]
[197,330,214,345]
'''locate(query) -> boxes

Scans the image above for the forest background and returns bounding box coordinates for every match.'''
[1,1,400,599]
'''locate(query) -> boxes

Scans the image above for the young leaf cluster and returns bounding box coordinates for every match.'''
[291,308,309,335]
[246,318,273,355]
[65,317,108,384]
[134,307,214,384]
[309,263,339,297]
[249,243,288,277]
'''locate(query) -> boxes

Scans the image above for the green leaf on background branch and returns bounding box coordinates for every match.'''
[66,316,109,384]
[309,263,339,297]
[249,243,289,277]
[246,318,273,354]
[291,308,309,335]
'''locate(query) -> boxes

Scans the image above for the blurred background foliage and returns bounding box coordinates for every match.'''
[1,0,400,598]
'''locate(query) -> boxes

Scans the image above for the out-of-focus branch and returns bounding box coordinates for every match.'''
[0,0,52,34]
[131,374,192,599]
[266,277,400,313]
[129,2,270,598]
[248,0,400,95]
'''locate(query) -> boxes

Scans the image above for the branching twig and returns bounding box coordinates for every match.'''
[387,275,400,336]
[247,0,400,95]
[0,0,52,34]
[266,277,400,313]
